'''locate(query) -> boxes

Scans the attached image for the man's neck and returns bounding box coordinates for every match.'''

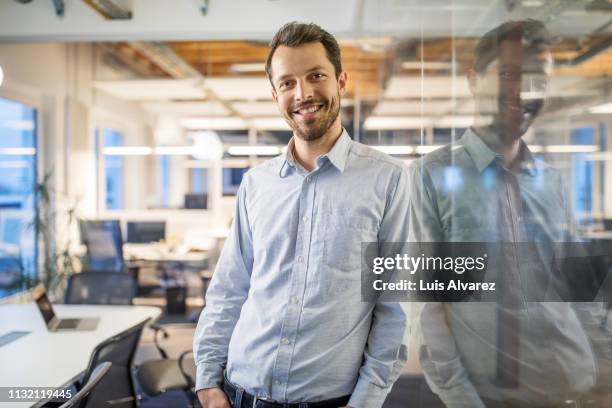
[472,124,522,170]
[292,123,343,172]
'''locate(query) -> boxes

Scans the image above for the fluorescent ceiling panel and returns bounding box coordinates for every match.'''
[204,77,271,100]
[232,102,280,117]
[383,76,471,99]
[372,100,452,116]
[93,79,204,100]
[142,101,230,116]
[364,116,430,130]
[589,102,612,114]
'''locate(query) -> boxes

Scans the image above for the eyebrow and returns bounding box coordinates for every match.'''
[275,65,327,84]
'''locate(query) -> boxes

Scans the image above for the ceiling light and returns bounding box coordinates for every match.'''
[189,130,224,161]
[363,116,430,130]
[545,145,599,153]
[229,63,266,73]
[415,145,444,154]
[589,102,612,114]
[371,145,414,155]
[0,147,36,155]
[0,65,4,87]
[103,146,153,156]
[401,61,455,70]
[228,146,282,156]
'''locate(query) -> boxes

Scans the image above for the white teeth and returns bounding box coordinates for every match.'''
[298,105,321,114]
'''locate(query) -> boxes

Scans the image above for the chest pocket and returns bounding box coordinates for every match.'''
[319,210,378,283]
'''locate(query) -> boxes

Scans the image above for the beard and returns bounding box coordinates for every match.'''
[284,92,341,142]
[481,96,544,141]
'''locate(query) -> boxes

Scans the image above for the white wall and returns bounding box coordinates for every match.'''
[0,41,157,247]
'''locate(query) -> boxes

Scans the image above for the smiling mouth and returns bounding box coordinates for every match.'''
[293,103,324,116]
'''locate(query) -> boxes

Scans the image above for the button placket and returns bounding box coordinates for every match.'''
[269,173,316,401]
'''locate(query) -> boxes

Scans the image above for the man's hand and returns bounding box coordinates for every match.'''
[197,387,231,408]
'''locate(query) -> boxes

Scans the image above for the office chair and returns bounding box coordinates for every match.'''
[79,219,124,273]
[64,271,137,305]
[76,318,150,408]
[136,323,197,406]
[58,362,112,408]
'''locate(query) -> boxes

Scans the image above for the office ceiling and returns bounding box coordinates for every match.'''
[3,0,610,128]
[1,0,610,41]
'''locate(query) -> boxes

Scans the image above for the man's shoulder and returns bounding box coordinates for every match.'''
[348,140,408,173]
[244,155,284,177]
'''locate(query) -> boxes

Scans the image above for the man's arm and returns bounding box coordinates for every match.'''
[347,165,411,408]
[193,177,254,393]
[407,163,486,408]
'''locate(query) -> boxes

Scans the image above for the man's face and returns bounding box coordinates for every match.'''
[471,45,552,140]
[270,42,347,141]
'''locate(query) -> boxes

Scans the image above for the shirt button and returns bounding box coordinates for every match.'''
[291,296,299,304]
[281,338,290,345]
[302,215,308,222]
[297,256,304,263]
[305,176,311,183]
[274,380,281,385]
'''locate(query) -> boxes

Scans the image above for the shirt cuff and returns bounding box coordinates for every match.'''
[195,362,224,392]
[347,377,390,408]
[434,382,486,408]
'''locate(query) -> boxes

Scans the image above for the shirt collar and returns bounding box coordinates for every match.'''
[278,129,351,177]
[461,127,537,177]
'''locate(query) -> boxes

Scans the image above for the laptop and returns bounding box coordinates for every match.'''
[34,286,99,331]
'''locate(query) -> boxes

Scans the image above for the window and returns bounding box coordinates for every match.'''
[571,127,594,215]
[102,128,124,210]
[0,97,37,298]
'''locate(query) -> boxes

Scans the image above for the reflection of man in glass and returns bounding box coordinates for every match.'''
[409,20,607,407]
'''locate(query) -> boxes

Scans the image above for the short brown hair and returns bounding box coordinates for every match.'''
[473,19,552,74]
[265,22,342,86]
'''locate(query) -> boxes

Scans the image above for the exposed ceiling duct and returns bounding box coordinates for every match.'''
[82,0,132,20]
[14,0,65,17]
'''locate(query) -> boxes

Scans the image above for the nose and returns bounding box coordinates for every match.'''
[295,78,314,102]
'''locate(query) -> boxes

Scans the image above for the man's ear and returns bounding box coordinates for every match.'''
[467,68,478,97]
[338,71,348,96]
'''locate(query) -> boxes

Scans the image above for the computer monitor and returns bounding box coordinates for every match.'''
[222,167,249,196]
[79,220,123,272]
[184,193,208,209]
[126,221,166,243]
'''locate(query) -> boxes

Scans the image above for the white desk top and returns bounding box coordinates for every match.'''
[0,304,161,408]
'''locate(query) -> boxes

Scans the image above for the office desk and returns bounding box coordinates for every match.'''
[0,304,161,408]
[123,243,211,264]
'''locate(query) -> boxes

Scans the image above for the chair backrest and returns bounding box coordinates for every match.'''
[59,362,112,408]
[79,219,124,272]
[65,272,137,305]
[80,318,150,408]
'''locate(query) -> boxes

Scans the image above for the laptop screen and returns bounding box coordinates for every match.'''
[34,290,56,326]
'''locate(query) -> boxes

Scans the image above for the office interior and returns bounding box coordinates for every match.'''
[0,1,611,407]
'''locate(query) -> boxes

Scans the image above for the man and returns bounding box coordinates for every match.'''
[409,20,606,407]
[194,22,410,408]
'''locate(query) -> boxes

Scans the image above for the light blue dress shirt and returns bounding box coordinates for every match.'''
[193,130,410,408]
